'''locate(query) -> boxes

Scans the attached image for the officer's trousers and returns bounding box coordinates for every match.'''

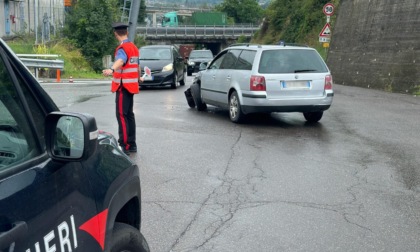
[115,86,136,150]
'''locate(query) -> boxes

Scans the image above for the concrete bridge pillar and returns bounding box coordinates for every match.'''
[152,13,157,27]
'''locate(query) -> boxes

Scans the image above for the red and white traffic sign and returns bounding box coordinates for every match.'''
[323,3,335,16]
[319,23,331,37]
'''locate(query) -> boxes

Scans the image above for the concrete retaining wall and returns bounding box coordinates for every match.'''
[327,0,420,94]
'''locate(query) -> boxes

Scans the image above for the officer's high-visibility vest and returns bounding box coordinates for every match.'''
[111,42,140,94]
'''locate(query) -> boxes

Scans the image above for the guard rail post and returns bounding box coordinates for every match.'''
[56,69,61,82]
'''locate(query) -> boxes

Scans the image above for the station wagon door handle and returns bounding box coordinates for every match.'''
[0,221,28,250]
[226,76,231,81]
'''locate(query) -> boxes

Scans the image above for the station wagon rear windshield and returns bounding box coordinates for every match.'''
[259,49,329,74]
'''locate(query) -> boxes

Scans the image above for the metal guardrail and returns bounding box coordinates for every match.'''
[19,58,64,69]
[16,54,61,58]
[137,25,260,40]
[17,54,64,79]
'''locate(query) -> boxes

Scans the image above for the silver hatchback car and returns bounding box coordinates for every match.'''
[186,44,334,123]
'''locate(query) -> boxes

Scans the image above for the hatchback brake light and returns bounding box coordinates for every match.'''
[250,75,266,91]
[325,75,333,90]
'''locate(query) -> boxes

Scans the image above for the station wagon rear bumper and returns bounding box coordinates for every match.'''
[241,104,331,114]
[240,92,333,114]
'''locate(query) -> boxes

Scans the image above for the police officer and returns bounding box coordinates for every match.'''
[103,22,143,154]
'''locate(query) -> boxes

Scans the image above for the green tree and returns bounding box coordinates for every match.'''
[216,0,263,24]
[63,0,116,72]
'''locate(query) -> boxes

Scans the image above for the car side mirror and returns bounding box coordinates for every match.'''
[45,112,98,162]
[199,62,208,71]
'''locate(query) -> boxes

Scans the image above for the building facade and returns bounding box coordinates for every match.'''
[0,0,65,42]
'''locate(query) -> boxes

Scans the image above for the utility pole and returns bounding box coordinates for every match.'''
[35,0,38,44]
[128,0,140,42]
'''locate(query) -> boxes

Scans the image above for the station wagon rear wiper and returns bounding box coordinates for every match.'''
[294,69,317,73]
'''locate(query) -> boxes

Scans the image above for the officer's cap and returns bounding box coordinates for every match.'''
[112,22,129,30]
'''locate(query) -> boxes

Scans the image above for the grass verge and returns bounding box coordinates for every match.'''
[5,36,103,79]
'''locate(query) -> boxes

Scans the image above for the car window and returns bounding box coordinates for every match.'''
[140,48,172,60]
[220,49,241,69]
[189,50,213,59]
[209,51,227,70]
[12,63,46,148]
[235,50,256,70]
[0,53,42,170]
[259,49,329,73]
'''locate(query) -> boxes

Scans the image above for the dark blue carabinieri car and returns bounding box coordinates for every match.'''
[0,38,149,252]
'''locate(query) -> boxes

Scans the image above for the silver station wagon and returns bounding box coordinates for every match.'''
[186,44,334,123]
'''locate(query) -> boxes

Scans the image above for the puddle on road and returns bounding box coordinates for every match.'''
[60,94,105,108]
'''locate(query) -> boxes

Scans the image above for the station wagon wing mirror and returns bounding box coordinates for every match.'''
[45,112,98,162]
[199,62,209,71]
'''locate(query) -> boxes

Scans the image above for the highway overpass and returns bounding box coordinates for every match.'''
[136,25,260,52]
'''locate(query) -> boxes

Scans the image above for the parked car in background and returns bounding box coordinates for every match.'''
[186,44,334,123]
[0,38,149,251]
[139,45,186,89]
[187,49,214,76]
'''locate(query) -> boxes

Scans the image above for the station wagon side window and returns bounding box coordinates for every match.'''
[0,49,43,170]
[219,49,241,69]
[209,51,227,70]
[235,50,256,70]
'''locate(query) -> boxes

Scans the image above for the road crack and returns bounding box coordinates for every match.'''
[169,129,267,251]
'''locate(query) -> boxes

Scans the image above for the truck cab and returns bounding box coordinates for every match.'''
[161,12,178,27]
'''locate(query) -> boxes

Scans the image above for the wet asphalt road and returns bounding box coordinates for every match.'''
[41,77,420,252]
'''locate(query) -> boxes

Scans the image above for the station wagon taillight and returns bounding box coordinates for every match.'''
[250,75,266,91]
[325,75,333,90]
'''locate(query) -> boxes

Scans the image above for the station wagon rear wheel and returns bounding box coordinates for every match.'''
[303,111,323,123]
[229,91,244,123]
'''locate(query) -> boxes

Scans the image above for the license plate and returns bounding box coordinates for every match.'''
[144,75,154,81]
[281,81,310,89]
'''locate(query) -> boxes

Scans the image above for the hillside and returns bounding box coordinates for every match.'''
[252,0,339,56]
